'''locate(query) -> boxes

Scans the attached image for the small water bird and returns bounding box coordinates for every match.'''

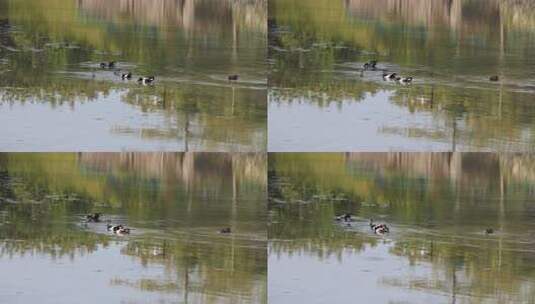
[485,228,494,235]
[116,226,130,234]
[335,213,353,222]
[107,224,122,232]
[138,76,155,85]
[219,227,232,234]
[489,75,499,82]
[107,224,131,234]
[363,60,377,70]
[370,219,389,234]
[100,61,115,69]
[382,72,397,81]
[121,72,132,80]
[86,213,102,222]
[397,76,413,84]
[228,74,239,81]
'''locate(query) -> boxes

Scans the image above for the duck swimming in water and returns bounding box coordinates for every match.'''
[228,74,239,81]
[397,76,413,84]
[107,224,131,234]
[382,72,397,81]
[116,226,130,234]
[107,224,122,232]
[335,213,353,222]
[121,72,132,80]
[489,75,499,82]
[363,60,377,70]
[219,227,232,234]
[485,228,494,235]
[370,219,389,234]
[100,61,115,69]
[138,76,155,85]
[86,213,102,222]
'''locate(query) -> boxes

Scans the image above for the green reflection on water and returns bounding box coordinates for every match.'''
[0,153,267,303]
[0,0,267,151]
[269,153,535,303]
[269,0,535,151]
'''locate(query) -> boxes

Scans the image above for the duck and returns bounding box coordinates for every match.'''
[489,75,499,82]
[121,72,132,80]
[86,213,102,222]
[363,60,377,70]
[335,213,353,222]
[382,72,397,80]
[100,61,115,69]
[107,224,131,234]
[107,224,123,232]
[485,228,494,235]
[369,219,389,234]
[138,76,155,85]
[228,74,239,81]
[219,227,232,234]
[397,76,413,84]
[116,226,131,234]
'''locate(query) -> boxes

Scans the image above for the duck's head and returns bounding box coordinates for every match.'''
[137,77,143,82]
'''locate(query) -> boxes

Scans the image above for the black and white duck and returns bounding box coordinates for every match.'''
[121,72,132,80]
[397,76,413,84]
[369,219,390,234]
[107,224,131,234]
[138,76,155,85]
[86,213,102,222]
[382,72,397,81]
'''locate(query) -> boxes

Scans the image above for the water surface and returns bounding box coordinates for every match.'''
[0,153,267,304]
[0,0,266,151]
[269,0,535,151]
[269,153,535,303]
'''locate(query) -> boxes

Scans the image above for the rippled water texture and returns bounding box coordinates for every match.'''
[268,0,535,151]
[269,153,535,303]
[0,0,267,151]
[0,153,267,304]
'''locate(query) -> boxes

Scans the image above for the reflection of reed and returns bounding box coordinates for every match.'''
[346,0,535,33]
[345,152,535,185]
[77,0,266,33]
[77,152,266,190]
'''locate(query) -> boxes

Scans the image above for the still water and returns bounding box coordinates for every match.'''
[269,153,535,303]
[0,153,267,304]
[0,0,266,151]
[269,0,535,151]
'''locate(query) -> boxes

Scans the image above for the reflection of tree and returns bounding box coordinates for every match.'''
[1,0,267,150]
[269,152,535,303]
[0,153,267,303]
[269,0,535,151]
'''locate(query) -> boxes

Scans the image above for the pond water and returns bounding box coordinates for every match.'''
[0,153,267,304]
[0,0,266,152]
[269,153,535,303]
[268,0,535,151]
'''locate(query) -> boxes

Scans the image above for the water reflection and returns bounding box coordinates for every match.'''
[269,0,535,151]
[0,153,267,304]
[269,153,535,303]
[0,0,267,151]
